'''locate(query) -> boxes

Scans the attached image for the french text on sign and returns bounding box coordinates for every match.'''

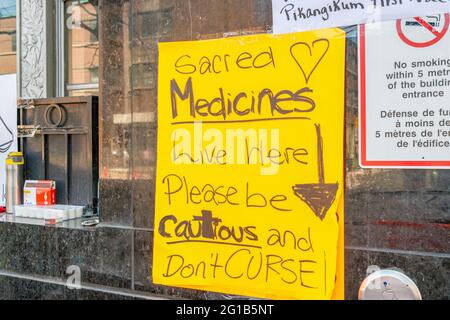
[359,15,450,168]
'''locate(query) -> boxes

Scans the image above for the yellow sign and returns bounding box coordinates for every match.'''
[154,29,346,300]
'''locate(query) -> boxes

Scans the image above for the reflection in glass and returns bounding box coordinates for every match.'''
[65,0,99,96]
[0,0,16,75]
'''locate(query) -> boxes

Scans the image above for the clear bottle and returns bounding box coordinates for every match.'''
[5,152,24,214]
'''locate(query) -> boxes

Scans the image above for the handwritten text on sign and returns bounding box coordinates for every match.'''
[273,0,450,34]
[154,29,345,300]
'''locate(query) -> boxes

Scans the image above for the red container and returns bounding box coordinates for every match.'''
[23,180,56,205]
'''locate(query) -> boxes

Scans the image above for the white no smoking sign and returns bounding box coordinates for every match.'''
[359,13,450,169]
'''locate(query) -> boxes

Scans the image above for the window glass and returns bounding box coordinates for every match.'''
[65,0,99,96]
[0,0,16,75]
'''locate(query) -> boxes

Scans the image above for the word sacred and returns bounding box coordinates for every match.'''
[174,46,275,75]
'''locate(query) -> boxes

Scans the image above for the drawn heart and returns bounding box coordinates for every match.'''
[289,39,330,84]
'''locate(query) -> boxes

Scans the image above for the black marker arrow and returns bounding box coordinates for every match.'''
[292,124,339,221]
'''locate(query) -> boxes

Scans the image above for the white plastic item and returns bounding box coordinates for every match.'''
[13,204,85,223]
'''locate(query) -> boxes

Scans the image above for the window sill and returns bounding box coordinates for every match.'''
[0,213,96,231]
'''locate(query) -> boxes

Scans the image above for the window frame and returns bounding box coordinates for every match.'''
[0,0,18,76]
[56,0,99,97]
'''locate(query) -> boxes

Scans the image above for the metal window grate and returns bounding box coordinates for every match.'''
[17,96,99,213]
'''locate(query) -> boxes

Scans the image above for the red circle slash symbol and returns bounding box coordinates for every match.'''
[396,13,449,48]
